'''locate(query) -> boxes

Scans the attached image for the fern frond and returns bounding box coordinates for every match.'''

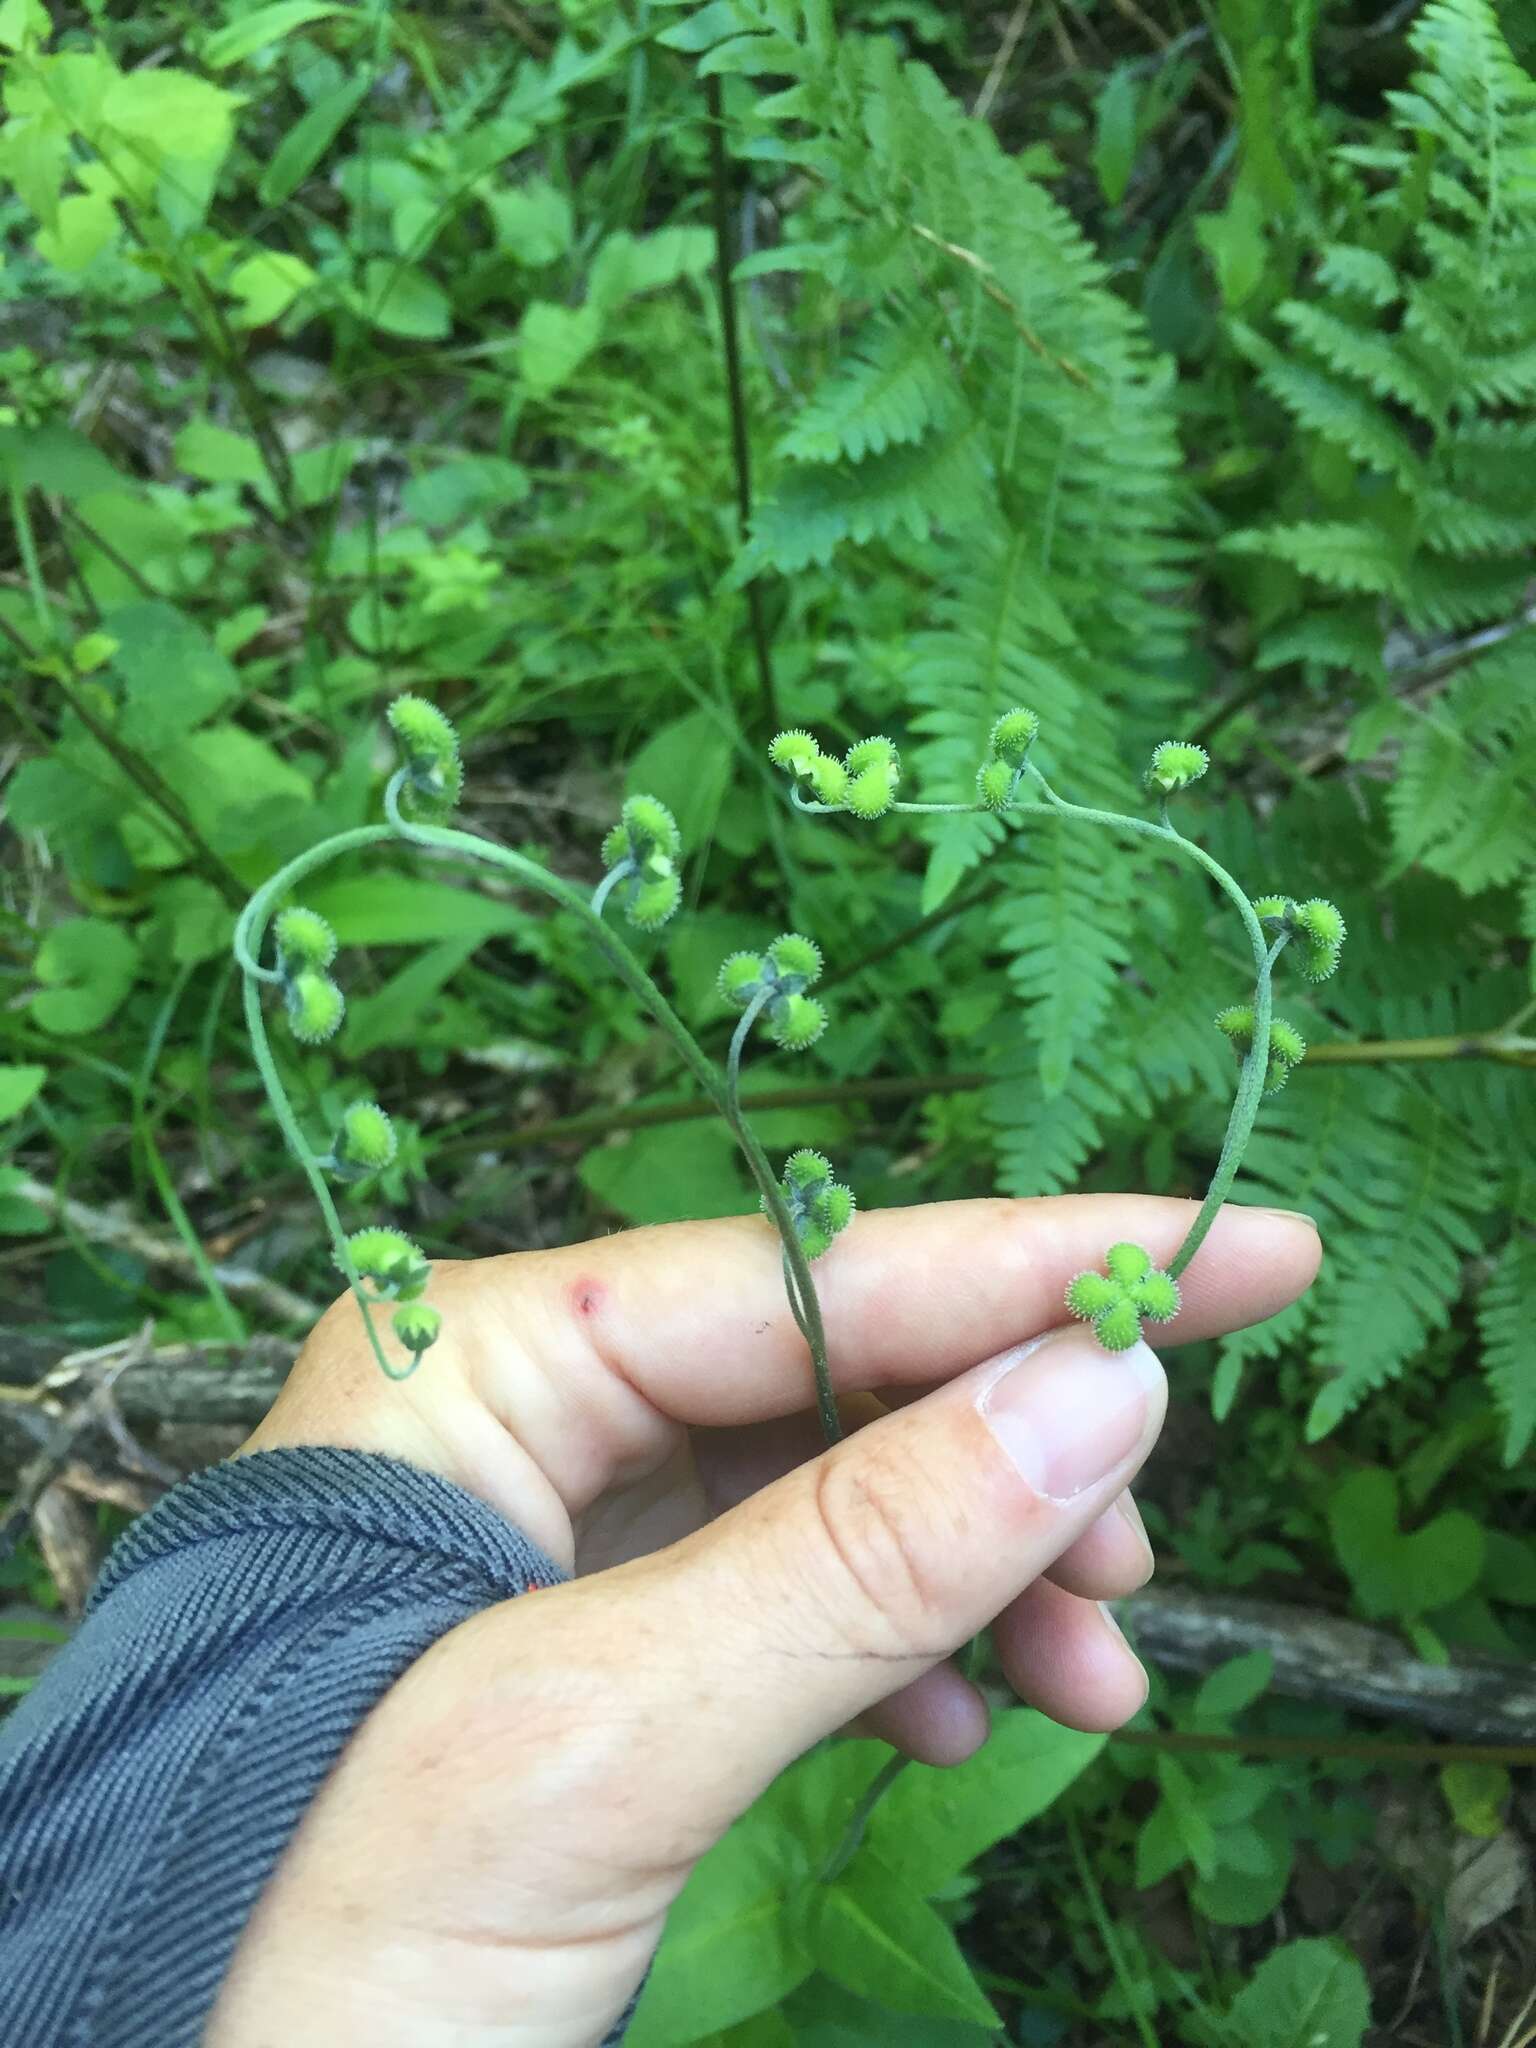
[1223,521,1405,597]
[1478,1229,1536,1464]
[739,416,993,572]
[777,312,956,463]
[992,818,1130,1098]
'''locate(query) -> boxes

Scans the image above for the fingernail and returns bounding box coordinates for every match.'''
[1114,1493,1156,1585]
[1100,1603,1150,1706]
[1256,1206,1319,1229]
[978,1326,1163,1505]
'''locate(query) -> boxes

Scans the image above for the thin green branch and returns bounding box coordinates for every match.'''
[376,782,842,1443]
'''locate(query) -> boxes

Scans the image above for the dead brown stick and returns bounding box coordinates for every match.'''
[1124,1584,1536,1744]
[8,1177,321,1326]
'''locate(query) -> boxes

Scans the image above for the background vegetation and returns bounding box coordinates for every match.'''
[1,0,1533,2041]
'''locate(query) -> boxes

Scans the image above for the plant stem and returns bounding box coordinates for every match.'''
[589,859,634,920]
[1065,1810,1160,2048]
[819,1752,910,1883]
[704,72,779,732]
[8,477,55,644]
[1018,765,1277,1280]
[379,785,842,1444]
[234,824,410,1378]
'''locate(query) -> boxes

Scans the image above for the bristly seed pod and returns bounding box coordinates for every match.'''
[1293,898,1346,983]
[976,758,1015,812]
[392,1302,442,1355]
[1214,1005,1307,1094]
[768,730,820,777]
[285,969,344,1044]
[772,1147,856,1260]
[767,932,823,987]
[769,992,828,1052]
[625,873,683,931]
[718,951,766,1008]
[388,694,463,813]
[845,761,899,820]
[988,708,1040,769]
[1147,741,1209,794]
[1065,1241,1181,1352]
[274,906,337,974]
[601,794,684,931]
[806,754,850,806]
[332,1099,397,1179]
[344,1226,429,1301]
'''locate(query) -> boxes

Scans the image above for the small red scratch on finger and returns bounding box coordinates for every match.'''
[569,1276,606,1319]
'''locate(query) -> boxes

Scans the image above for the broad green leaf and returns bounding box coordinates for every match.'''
[626,709,734,852]
[579,1120,750,1226]
[519,301,601,396]
[359,259,451,340]
[627,1810,813,2047]
[1155,1755,1219,1881]
[34,188,117,269]
[302,875,526,948]
[698,2019,795,2048]
[1225,1937,1370,2048]
[487,180,573,265]
[0,1167,51,1236]
[203,3,350,68]
[29,917,137,1036]
[1092,65,1138,205]
[0,423,122,500]
[107,600,241,747]
[0,0,50,51]
[98,68,238,162]
[167,725,312,851]
[227,250,317,327]
[1194,1650,1273,1723]
[784,1978,994,2045]
[0,1065,47,1119]
[589,226,714,314]
[401,456,530,527]
[173,419,267,487]
[0,107,71,228]
[1440,1761,1509,1839]
[145,877,233,966]
[1193,1854,1292,1929]
[259,73,369,205]
[1328,1466,1485,1620]
[868,1708,1105,1894]
[813,1854,997,2026]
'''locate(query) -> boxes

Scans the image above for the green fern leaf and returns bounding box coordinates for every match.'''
[1479,1229,1536,1463]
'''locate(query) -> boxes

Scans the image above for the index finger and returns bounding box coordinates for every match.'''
[501,1195,1320,1428]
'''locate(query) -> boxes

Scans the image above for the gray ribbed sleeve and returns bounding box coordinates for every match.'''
[0,1447,640,2047]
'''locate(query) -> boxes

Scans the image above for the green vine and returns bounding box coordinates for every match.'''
[235,699,1343,1416]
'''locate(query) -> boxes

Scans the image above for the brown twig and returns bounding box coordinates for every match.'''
[910,221,1094,388]
[6,1177,322,1325]
[1124,1584,1536,1743]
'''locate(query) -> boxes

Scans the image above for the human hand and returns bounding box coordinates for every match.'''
[209,1196,1318,2048]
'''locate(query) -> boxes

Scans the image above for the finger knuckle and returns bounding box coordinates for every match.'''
[808,1443,949,1653]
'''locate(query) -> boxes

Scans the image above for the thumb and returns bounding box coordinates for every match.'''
[628,1320,1165,1844]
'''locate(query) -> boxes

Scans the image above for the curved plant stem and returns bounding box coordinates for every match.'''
[234,824,414,1381]
[819,1752,911,1883]
[589,859,634,920]
[379,783,843,1446]
[793,759,1284,1287]
[1018,765,1277,1279]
